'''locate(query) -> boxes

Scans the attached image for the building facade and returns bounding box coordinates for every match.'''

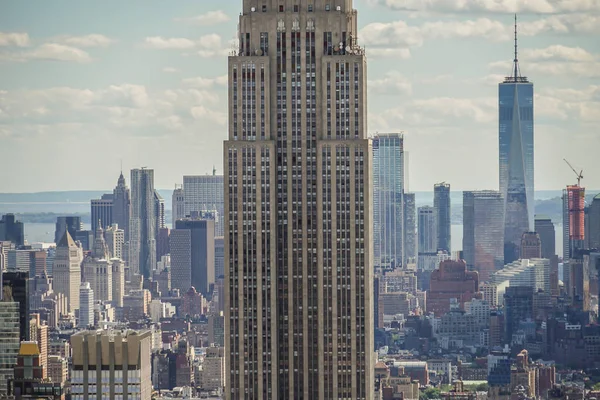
[534,215,555,259]
[54,216,81,245]
[372,133,404,268]
[78,283,94,328]
[172,185,185,224]
[91,195,114,232]
[0,214,24,247]
[224,1,373,398]
[404,193,417,263]
[418,206,437,271]
[0,301,20,396]
[52,232,82,313]
[183,174,224,236]
[112,172,131,243]
[563,185,585,260]
[130,168,156,278]
[434,183,451,254]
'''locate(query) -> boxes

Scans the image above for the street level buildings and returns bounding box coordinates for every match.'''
[225,1,373,398]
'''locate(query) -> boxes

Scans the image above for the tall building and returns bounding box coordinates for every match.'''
[225,1,373,398]
[427,260,480,317]
[499,17,534,261]
[563,185,585,260]
[154,189,165,235]
[172,185,185,223]
[130,168,157,278]
[214,236,224,279]
[29,314,48,372]
[91,194,114,232]
[172,218,215,298]
[586,194,600,250]
[105,223,124,260]
[463,191,504,282]
[71,330,152,400]
[434,183,451,253]
[0,214,24,247]
[404,192,417,263]
[52,232,83,313]
[504,286,533,343]
[372,133,404,268]
[520,231,541,259]
[418,206,437,271]
[183,174,224,236]
[2,272,30,341]
[82,226,113,302]
[54,216,81,245]
[0,301,20,396]
[112,171,131,242]
[534,215,555,259]
[78,282,94,328]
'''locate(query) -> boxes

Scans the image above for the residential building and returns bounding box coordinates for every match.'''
[463,190,504,282]
[29,314,48,371]
[52,231,83,313]
[434,183,451,253]
[427,260,480,316]
[0,214,24,247]
[563,185,585,260]
[130,168,156,278]
[47,355,68,386]
[225,1,373,397]
[201,345,226,391]
[504,286,534,343]
[71,330,152,400]
[172,185,185,223]
[492,258,550,295]
[372,133,404,268]
[91,194,114,232]
[534,215,555,259]
[183,173,224,236]
[418,206,437,271]
[78,283,94,328]
[404,192,417,263]
[154,189,165,237]
[586,194,600,250]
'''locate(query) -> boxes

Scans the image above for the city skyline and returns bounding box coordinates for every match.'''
[1,1,598,193]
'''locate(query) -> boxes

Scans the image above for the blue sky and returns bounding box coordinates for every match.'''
[1,0,599,193]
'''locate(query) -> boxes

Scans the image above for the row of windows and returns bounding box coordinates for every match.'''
[250,4,341,12]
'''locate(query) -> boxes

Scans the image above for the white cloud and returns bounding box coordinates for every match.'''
[144,34,228,57]
[369,71,413,95]
[0,32,30,47]
[162,67,179,73]
[522,45,596,62]
[145,36,196,49]
[176,10,230,25]
[373,0,600,14]
[0,43,92,63]
[182,75,228,89]
[59,34,114,48]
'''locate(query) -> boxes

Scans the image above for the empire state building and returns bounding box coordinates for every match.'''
[224,1,373,399]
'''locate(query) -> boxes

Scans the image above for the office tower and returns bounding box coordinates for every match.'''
[82,226,113,302]
[111,259,125,307]
[172,185,185,223]
[587,194,600,250]
[520,231,541,259]
[0,301,20,396]
[427,260,480,316]
[105,223,124,260]
[78,282,94,328]
[183,174,224,236]
[91,194,114,232]
[463,190,504,282]
[214,236,224,279]
[418,206,437,271]
[404,192,417,263]
[156,227,170,260]
[130,168,157,278]
[113,171,131,242]
[29,314,48,371]
[434,183,451,253]
[504,286,533,342]
[563,185,585,260]
[54,216,81,244]
[52,231,83,312]
[372,133,404,268]
[1,272,30,341]
[534,215,555,259]
[225,1,373,398]
[0,214,24,247]
[154,190,165,233]
[71,330,152,400]
[499,18,534,260]
[172,218,215,297]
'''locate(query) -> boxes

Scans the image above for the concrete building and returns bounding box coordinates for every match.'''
[52,232,83,313]
[154,190,165,239]
[78,282,94,328]
[71,330,152,400]
[404,193,417,263]
[418,206,437,271]
[47,355,68,386]
[520,231,541,259]
[111,258,125,307]
[534,215,555,259]
[463,190,504,282]
[82,226,112,303]
[172,185,185,224]
[112,171,131,243]
[130,168,156,278]
[427,260,480,316]
[492,258,550,294]
[0,214,24,247]
[225,1,373,398]
[464,298,491,329]
[201,345,226,391]
[381,268,417,294]
[91,195,113,232]
[504,286,534,343]
[372,133,404,268]
[0,301,20,396]
[105,223,124,260]
[434,183,451,254]
[480,282,498,307]
[183,174,224,236]
[29,314,48,371]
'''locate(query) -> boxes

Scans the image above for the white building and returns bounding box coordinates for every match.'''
[52,231,83,313]
[172,185,185,223]
[105,223,124,260]
[78,283,94,328]
[480,283,498,307]
[464,298,491,329]
[492,258,550,294]
[183,174,224,236]
[200,345,225,391]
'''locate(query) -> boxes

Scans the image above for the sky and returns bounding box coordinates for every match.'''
[0,0,599,193]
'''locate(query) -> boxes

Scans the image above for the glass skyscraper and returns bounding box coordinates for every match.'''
[434,183,451,253]
[499,19,534,263]
[373,133,404,268]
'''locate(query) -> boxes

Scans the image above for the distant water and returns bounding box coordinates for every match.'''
[26,222,90,244]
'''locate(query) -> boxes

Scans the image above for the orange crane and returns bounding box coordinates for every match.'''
[563,158,583,186]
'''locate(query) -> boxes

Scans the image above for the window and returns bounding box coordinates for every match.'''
[294,5,299,12]
[279,5,284,12]
[308,4,313,11]
[325,4,330,10]
[262,5,267,12]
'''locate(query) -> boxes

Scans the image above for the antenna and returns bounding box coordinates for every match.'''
[514,14,518,80]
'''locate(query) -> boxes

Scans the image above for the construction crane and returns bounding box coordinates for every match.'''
[563,158,583,186]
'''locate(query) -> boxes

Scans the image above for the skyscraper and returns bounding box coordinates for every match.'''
[90,194,113,232]
[534,215,555,259]
[418,206,438,271]
[54,216,82,245]
[1,271,30,341]
[463,191,504,282]
[500,17,534,263]
[563,185,585,260]
[172,185,185,223]
[372,133,404,268]
[112,171,131,242]
[586,194,600,250]
[130,168,156,278]
[0,214,24,247]
[154,189,165,235]
[404,192,417,264]
[0,301,19,396]
[52,231,83,312]
[225,1,373,398]
[434,183,451,253]
[183,174,224,236]
[520,231,541,259]
[78,282,94,328]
